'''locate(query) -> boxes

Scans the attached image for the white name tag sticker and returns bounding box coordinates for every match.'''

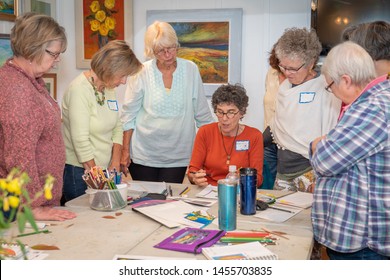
[107,100,118,111]
[299,92,316,103]
[236,140,249,151]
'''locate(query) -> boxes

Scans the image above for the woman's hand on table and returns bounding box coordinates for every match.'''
[32,207,77,221]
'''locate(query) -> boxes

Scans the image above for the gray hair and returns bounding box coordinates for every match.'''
[343,21,390,61]
[211,83,249,115]
[144,21,179,59]
[275,27,321,68]
[322,41,376,88]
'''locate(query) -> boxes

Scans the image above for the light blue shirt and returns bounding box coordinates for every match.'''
[121,58,214,167]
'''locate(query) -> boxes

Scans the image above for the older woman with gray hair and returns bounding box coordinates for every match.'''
[188,84,263,187]
[121,21,213,183]
[310,41,389,260]
[263,27,341,193]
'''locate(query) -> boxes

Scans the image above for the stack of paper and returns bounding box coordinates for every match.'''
[276,191,313,209]
[202,241,278,260]
[196,185,218,200]
[131,200,212,228]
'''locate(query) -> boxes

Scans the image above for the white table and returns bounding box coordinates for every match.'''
[16,183,313,260]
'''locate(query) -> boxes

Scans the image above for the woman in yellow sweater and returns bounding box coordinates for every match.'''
[61,41,142,204]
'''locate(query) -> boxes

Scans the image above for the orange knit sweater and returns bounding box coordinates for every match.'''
[188,123,263,186]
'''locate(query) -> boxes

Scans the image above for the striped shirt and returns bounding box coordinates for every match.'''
[309,76,390,257]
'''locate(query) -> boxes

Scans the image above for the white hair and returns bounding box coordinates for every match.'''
[322,41,376,88]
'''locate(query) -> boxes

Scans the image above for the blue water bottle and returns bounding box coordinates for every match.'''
[218,179,237,231]
[239,168,257,215]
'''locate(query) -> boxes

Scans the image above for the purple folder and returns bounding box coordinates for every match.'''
[154,227,226,254]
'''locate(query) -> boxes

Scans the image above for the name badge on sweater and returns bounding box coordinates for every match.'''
[299,92,315,103]
[236,140,249,151]
[107,100,118,111]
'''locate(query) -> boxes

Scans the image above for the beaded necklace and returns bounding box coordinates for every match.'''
[90,76,105,106]
[220,124,240,165]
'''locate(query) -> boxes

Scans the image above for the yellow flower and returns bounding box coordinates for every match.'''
[90,19,101,32]
[0,179,7,190]
[6,179,21,195]
[3,197,9,212]
[105,16,116,30]
[95,10,106,23]
[104,0,115,10]
[44,188,53,200]
[89,1,100,13]
[99,24,109,36]
[8,196,19,208]
[43,174,54,200]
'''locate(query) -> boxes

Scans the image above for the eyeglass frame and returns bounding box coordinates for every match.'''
[278,63,305,74]
[45,49,61,60]
[214,110,240,119]
[325,81,335,93]
[154,46,178,56]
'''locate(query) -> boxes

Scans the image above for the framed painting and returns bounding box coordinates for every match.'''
[75,0,133,69]
[147,9,243,96]
[20,0,57,19]
[42,73,57,100]
[0,0,18,21]
[0,34,12,66]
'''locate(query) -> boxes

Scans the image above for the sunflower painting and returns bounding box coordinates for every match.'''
[82,0,125,59]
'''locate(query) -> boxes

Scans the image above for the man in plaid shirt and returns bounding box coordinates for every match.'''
[310,41,390,260]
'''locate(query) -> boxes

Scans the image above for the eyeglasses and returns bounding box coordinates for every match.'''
[215,110,240,119]
[325,81,334,93]
[45,49,61,60]
[278,63,305,74]
[154,47,177,56]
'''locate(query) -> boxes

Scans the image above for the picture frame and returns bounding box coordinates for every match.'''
[75,0,133,69]
[0,34,12,66]
[42,73,57,100]
[147,9,243,96]
[20,0,57,20]
[0,0,18,21]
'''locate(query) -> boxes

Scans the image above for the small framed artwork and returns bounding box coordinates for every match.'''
[75,0,133,69]
[0,34,12,66]
[147,9,243,96]
[42,73,57,100]
[0,0,18,21]
[20,0,57,19]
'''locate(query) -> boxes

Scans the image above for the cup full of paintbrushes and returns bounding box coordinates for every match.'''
[83,166,127,211]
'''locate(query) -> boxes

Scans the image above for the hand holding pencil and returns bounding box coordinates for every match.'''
[188,169,209,187]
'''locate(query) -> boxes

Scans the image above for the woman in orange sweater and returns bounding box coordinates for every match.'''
[188,84,263,187]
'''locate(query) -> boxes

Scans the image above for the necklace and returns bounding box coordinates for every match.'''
[90,76,105,106]
[220,124,240,165]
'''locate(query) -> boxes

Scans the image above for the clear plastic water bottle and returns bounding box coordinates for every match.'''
[226,165,239,194]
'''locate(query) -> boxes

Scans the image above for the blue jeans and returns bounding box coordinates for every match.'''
[326,247,390,260]
[263,144,277,186]
[62,164,87,204]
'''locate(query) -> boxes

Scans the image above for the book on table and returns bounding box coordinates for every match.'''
[154,227,225,254]
[202,241,278,260]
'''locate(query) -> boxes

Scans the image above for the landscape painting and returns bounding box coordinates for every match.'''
[170,22,229,84]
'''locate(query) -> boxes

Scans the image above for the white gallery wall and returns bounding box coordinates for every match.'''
[0,0,311,131]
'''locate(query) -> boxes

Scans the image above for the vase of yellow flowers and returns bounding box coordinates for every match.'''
[86,0,118,49]
[0,168,54,259]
